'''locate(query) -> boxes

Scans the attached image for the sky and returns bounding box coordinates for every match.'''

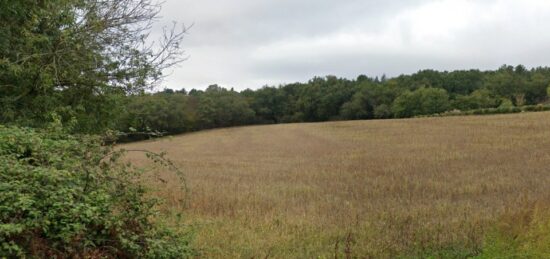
[153,0,550,91]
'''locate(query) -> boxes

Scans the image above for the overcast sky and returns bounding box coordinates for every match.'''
[154,0,550,91]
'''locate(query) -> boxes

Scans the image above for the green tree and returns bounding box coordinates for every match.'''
[498,98,514,109]
[119,93,196,137]
[392,87,450,117]
[247,86,288,123]
[483,65,529,105]
[452,89,499,110]
[197,86,255,129]
[374,104,392,119]
[340,91,372,120]
[444,70,484,95]
[0,0,187,132]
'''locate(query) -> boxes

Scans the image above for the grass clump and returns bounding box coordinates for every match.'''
[0,123,194,258]
[476,201,550,259]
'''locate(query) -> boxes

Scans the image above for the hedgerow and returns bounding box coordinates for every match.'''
[0,121,193,258]
[418,104,550,118]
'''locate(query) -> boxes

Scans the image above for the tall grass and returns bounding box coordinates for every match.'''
[123,112,550,258]
[476,199,550,259]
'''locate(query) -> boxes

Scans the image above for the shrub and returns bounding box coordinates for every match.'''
[522,104,549,112]
[498,98,514,109]
[0,123,194,258]
[522,105,538,112]
[495,106,521,114]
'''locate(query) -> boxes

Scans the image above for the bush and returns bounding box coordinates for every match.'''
[495,106,521,114]
[498,98,514,109]
[0,123,194,258]
[522,104,549,112]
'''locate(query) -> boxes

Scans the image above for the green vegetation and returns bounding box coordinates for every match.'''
[0,0,193,257]
[0,0,186,133]
[0,122,193,257]
[476,202,550,259]
[116,65,550,139]
[391,87,450,118]
[1,0,549,257]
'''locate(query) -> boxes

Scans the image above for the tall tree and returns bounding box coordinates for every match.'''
[392,87,450,117]
[0,0,187,132]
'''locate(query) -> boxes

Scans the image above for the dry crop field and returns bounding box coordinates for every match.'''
[122,112,550,258]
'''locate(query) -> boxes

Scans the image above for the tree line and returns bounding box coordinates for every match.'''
[117,65,550,138]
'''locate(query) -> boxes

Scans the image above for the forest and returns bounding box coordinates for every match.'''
[115,65,550,139]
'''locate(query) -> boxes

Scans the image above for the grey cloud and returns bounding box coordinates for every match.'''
[156,0,550,90]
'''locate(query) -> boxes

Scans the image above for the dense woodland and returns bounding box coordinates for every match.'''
[117,65,550,138]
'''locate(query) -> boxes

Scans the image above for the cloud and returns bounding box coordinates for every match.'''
[157,0,550,90]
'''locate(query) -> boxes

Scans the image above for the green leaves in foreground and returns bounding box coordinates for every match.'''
[0,125,193,258]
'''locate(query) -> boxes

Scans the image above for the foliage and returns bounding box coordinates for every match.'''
[113,65,550,136]
[452,89,499,111]
[373,104,392,119]
[120,93,197,137]
[196,85,256,129]
[498,98,515,109]
[118,85,256,138]
[0,0,187,132]
[0,123,194,258]
[340,90,372,120]
[244,86,292,124]
[392,87,450,118]
[1,0,549,135]
[421,104,550,118]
